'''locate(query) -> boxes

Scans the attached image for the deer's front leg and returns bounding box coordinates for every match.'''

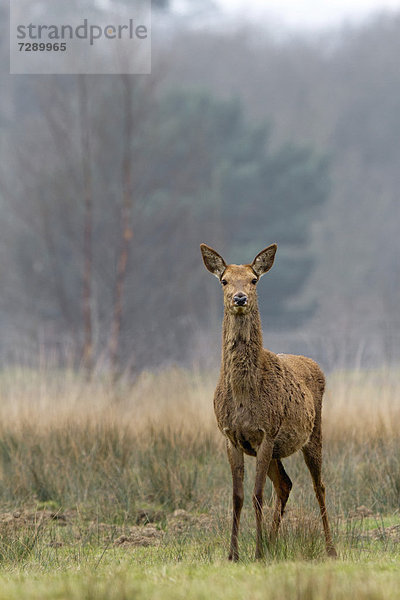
[226,439,244,561]
[253,435,274,560]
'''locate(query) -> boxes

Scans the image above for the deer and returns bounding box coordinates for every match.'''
[200,242,337,561]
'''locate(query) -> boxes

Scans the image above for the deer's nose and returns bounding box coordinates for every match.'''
[233,292,247,306]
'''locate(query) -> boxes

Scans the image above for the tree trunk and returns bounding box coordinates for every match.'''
[78,76,94,374]
[109,75,134,377]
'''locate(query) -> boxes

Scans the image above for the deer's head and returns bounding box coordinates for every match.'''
[200,243,277,315]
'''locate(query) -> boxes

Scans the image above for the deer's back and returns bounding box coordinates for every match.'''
[276,352,325,400]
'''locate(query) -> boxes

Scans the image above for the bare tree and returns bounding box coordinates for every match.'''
[109,75,134,375]
[78,76,94,373]
[108,74,159,376]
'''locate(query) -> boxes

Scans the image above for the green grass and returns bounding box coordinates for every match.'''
[2,561,400,600]
[1,527,400,599]
[0,502,400,598]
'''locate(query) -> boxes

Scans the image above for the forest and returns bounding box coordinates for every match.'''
[1,2,399,374]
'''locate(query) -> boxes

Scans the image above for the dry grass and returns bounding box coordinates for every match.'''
[324,367,400,442]
[0,365,399,521]
[2,364,399,438]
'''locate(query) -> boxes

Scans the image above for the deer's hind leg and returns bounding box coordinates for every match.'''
[226,440,244,561]
[267,459,292,539]
[302,422,337,558]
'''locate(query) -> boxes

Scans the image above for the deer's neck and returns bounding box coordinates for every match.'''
[221,306,263,396]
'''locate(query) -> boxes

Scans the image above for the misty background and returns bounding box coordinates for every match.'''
[0,0,399,374]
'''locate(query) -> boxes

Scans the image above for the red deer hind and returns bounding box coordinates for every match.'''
[200,243,337,561]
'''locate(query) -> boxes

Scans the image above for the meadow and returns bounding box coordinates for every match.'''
[0,365,400,598]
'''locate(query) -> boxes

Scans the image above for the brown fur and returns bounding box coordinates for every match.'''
[200,243,337,561]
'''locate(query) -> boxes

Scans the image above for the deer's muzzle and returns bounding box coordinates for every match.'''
[233,293,248,307]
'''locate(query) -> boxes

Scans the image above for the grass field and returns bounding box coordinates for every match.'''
[0,365,400,598]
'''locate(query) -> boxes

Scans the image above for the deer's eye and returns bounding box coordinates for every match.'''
[221,279,228,286]
[251,278,258,285]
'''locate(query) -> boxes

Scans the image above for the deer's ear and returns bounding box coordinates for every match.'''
[200,244,226,278]
[251,244,277,277]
